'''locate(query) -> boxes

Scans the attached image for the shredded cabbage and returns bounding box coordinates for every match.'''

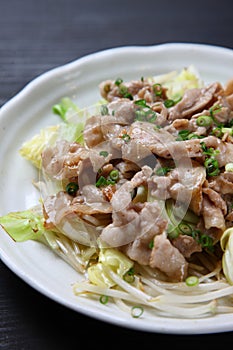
[152,65,203,100]
[88,248,134,287]
[19,122,84,169]
[0,206,45,242]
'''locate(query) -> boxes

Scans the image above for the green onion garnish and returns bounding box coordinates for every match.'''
[115,78,123,86]
[204,157,220,176]
[65,182,79,196]
[199,234,214,250]
[100,105,109,116]
[99,150,109,157]
[164,99,175,108]
[185,276,199,287]
[153,83,162,96]
[122,133,131,142]
[155,167,172,176]
[178,222,193,235]
[149,240,154,249]
[99,295,109,304]
[109,169,119,181]
[95,176,108,188]
[123,268,135,283]
[209,104,222,117]
[131,305,144,318]
[134,99,150,108]
[196,115,213,127]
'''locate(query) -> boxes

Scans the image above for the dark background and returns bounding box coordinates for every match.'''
[0,0,233,348]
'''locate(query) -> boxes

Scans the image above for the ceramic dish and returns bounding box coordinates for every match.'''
[1,43,233,334]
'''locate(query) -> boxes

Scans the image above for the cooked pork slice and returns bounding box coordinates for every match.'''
[122,209,167,265]
[99,167,164,247]
[168,83,220,120]
[42,140,89,180]
[172,235,202,258]
[202,187,227,215]
[201,195,226,231]
[208,172,233,194]
[149,232,188,282]
[149,160,206,214]
[99,79,165,103]
[83,115,105,148]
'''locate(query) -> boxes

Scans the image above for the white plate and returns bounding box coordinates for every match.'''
[1,43,233,335]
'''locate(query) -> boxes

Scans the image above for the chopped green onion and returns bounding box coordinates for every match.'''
[211,127,223,138]
[200,142,220,157]
[100,105,109,116]
[96,176,108,188]
[153,83,162,96]
[196,115,213,127]
[52,104,66,120]
[155,167,172,176]
[115,78,123,86]
[204,157,220,176]
[123,268,135,283]
[149,240,154,249]
[164,99,175,108]
[99,150,109,157]
[65,182,79,196]
[199,234,214,250]
[131,305,144,318]
[122,133,131,142]
[185,276,199,287]
[209,104,222,117]
[222,127,233,135]
[124,92,133,100]
[99,295,109,304]
[176,130,191,141]
[109,169,119,181]
[134,99,150,108]
[178,222,193,235]
[191,229,201,241]
[119,85,128,95]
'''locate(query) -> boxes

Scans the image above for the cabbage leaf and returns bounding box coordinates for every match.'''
[87,248,134,287]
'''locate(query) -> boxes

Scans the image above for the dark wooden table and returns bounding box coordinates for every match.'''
[1,0,233,348]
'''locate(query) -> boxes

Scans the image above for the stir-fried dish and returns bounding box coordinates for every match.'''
[1,66,233,318]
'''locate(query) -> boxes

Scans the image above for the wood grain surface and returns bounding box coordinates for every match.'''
[1,0,233,348]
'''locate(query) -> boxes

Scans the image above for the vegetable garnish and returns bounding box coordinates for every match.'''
[121,133,131,142]
[66,182,79,196]
[153,83,163,96]
[109,169,119,181]
[185,276,199,287]
[100,105,109,116]
[178,222,193,235]
[123,268,135,283]
[131,306,144,318]
[99,150,109,157]
[200,141,220,177]
[175,129,203,141]
[95,175,115,188]
[115,78,123,86]
[99,295,109,304]
[196,115,213,127]
[155,166,173,176]
[164,99,175,108]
